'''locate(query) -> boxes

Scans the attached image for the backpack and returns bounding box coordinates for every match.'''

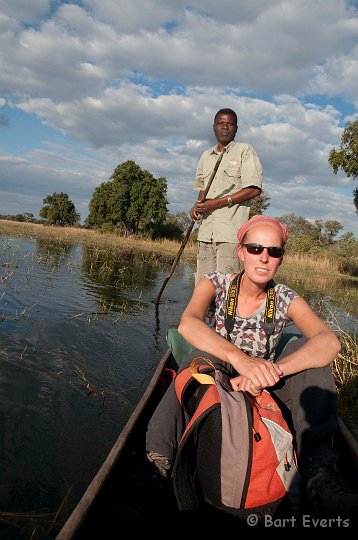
[172,355,300,521]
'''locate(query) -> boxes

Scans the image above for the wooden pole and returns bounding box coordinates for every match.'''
[154,150,225,306]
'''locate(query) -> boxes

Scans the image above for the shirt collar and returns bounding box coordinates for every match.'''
[210,140,236,155]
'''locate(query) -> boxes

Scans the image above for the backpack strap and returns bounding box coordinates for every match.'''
[172,359,221,512]
[174,359,216,406]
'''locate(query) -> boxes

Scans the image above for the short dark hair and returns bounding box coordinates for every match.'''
[214,108,237,125]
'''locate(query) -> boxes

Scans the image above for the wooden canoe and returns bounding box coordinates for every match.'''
[55,348,358,539]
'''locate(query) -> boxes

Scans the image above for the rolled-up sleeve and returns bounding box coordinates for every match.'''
[240,145,263,188]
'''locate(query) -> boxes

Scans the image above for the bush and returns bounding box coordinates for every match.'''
[286,234,318,254]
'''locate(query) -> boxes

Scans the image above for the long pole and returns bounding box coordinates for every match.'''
[155,150,225,306]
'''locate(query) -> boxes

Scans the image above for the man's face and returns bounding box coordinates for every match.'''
[213,113,237,146]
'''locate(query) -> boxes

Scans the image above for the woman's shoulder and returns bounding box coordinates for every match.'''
[204,271,232,288]
[274,282,299,299]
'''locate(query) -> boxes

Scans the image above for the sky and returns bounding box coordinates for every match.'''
[0,0,358,237]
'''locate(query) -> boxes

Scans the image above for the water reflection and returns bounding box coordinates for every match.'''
[80,245,159,313]
[0,234,357,539]
[35,238,72,257]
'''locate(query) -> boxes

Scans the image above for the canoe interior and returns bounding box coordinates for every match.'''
[56,349,358,538]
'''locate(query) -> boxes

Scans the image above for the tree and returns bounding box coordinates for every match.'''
[321,219,344,241]
[39,192,80,226]
[278,213,344,247]
[249,190,271,218]
[278,213,316,236]
[152,213,184,240]
[86,160,168,236]
[85,182,113,228]
[152,211,193,240]
[172,210,192,233]
[328,118,358,213]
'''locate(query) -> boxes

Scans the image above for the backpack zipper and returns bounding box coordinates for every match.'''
[240,393,253,508]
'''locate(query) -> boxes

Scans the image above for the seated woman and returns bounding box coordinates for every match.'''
[146,215,357,522]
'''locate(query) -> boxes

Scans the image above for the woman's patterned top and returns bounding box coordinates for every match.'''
[204,272,299,362]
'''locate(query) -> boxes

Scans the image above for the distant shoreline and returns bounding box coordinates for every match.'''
[0,219,197,265]
[2,219,357,283]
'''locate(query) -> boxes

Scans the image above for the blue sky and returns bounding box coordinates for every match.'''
[0,0,357,236]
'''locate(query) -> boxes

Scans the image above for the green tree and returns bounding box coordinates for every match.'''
[320,219,344,242]
[86,160,168,236]
[152,211,193,240]
[277,213,317,237]
[152,214,183,240]
[39,192,80,226]
[328,118,358,213]
[278,213,344,247]
[249,190,271,218]
[172,210,192,233]
[85,182,113,228]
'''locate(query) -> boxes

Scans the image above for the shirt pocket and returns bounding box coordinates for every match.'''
[224,161,241,179]
[223,163,242,190]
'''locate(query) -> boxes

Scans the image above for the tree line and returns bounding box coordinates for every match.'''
[2,118,357,243]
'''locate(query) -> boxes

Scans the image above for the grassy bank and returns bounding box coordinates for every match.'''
[1,220,357,438]
[1,219,357,279]
[0,220,198,264]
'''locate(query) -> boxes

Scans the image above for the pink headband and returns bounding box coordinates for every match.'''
[237,215,289,245]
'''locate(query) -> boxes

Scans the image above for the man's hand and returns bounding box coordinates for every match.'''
[189,205,201,221]
[193,199,217,215]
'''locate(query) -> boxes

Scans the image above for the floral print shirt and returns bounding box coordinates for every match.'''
[204,272,299,362]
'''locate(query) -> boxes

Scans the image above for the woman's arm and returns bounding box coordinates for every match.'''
[276,297,341,377]
[178,277,282,389]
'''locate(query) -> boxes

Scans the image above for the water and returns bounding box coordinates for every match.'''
[0,235,195,539]
[0,234,357,539]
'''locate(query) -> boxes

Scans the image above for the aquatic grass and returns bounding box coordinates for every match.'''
[0,350,124,410]
[73,364,95,394]
[0,510,57,537]
[332,325,358,439]
[0,220,197,264]
[0,482,81,539]
[3,220,358,282]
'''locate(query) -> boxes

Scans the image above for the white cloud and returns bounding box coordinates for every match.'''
[1,0,357,100]
[308,45,358,107]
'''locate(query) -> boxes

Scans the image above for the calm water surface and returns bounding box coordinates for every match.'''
[0,234,357,539]
[0,235,194,539]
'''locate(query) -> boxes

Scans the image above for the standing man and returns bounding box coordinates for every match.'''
[190,108,263,284]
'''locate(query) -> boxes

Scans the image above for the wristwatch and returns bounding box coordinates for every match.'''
[227,196,234,208]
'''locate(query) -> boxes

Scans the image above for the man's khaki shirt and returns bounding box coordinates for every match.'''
[193,140,263,243]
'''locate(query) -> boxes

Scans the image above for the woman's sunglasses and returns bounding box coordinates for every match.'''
[242,243,284,258]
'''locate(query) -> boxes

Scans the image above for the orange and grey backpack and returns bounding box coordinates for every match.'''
[172,356,300,520]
